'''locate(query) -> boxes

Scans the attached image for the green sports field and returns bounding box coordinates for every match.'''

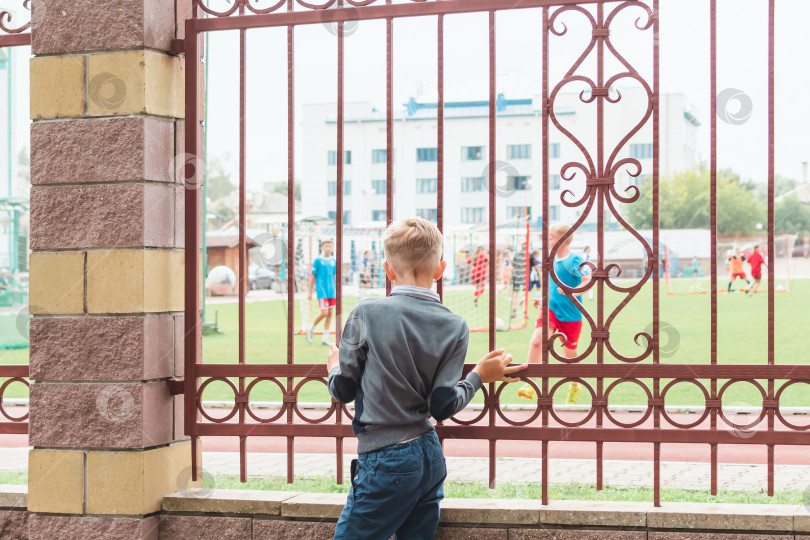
[1,280,808,407]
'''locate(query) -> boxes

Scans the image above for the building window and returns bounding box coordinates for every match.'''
[461,207,485,224]
[371,210,386,221]
[507,176,530,191]
[328,150,352,166]
[416,178,437,194]
[507,144,531,160]
[549,143,560,159]
[327,210,351,224]
[551,175,561,190]
[630,143,653,160]
[417,147,438,162]
[507,206,531,219]
[461,146,484,161]
[327,181,352,196]
[416,208,437,222]
[550,205,560,221]
[461,177,485,193]
[372,149,387,164]
[372,180,387,195]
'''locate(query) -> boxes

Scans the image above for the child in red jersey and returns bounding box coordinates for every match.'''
[745,244,767,296]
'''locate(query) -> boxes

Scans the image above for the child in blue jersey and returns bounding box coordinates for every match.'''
[307,239,337,345]
[518,223,591,404]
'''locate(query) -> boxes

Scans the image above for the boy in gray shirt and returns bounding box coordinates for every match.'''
[327,217,526,539]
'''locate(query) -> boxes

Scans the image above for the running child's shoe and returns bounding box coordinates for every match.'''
[566,382,581,404]
[517,384,536,400]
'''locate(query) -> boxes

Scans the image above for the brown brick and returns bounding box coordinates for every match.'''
[31,117,174,185]
[437,527,507,539]
[29,382,172,448]
[509,531,645,540]
[30,315,173,381]
[31,183,174,250]
[0,510,28,540]
[174,184,185,249]
[158,516,251,540]
[28,514,159,540]
[648,534,791,540]
[31,0,174,54]
[253,520,335,540]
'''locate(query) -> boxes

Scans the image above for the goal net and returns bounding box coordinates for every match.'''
[663,235,796,295]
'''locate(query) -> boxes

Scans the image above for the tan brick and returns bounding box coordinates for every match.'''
[30,56,85,119]
[29,252,84,315]
[144,250,184,312]
[86,250,183,313]
[87,50,183,118]
[87,441,198,515]
[27,449,85,514]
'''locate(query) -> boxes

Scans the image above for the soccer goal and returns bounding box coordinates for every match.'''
[441,219,532,333]
[664,235,795,295]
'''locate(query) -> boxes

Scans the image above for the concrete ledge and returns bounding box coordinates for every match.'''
[163,489,300,516]
[647,502,797,533]
[0,485,26,510]
[159,489,806,534]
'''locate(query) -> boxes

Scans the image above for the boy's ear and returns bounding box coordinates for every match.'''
[433,260,447,281]
[383,261,397,282]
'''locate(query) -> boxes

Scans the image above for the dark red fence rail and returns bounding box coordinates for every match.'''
[0,3,31,438]
[182,0,804,507]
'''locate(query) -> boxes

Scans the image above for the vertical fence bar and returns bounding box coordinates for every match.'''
[594,1,604,492]
[336,12,345,343]
[437,14,444,301]
[286,15,296,485]
[541,5,550,507]
[184,17,201,482]
[709,0,718,496]
[652,0,661,508]
[386,10,393,295]
[487,8,498,489]
[766,0,775,497]
[334,7,348,485]
[238,5,248,483]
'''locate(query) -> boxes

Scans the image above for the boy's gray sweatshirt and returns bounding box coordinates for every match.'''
[327,285,483,453]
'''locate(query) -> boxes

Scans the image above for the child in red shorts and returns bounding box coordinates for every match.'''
[518,223,591,404]
[744,244,767,296]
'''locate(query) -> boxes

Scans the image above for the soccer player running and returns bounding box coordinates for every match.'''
[518,223,591,404]
[745,244,767,296]
[307,239,337,345]
[726,247,750,294]
[469,245,489,307]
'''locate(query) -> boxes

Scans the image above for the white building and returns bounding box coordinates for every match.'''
[301,87,700,229]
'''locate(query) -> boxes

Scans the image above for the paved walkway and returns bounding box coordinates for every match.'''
[1,447,807,492]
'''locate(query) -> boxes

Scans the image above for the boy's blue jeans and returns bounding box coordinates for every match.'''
[334,430,447,540]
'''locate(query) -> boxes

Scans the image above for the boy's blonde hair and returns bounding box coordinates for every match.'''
[383,217,443,278]
[549,223,574,245]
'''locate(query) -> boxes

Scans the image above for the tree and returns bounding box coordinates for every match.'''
[269,181,302,201]
[205,155,236,202]
[624,167,762,234]
[774,195,810,233]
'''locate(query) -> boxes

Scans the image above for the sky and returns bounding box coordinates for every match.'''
[1,0,809,194]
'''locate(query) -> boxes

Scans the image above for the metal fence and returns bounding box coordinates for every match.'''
[177,0,810,508]
[0,3,31,438]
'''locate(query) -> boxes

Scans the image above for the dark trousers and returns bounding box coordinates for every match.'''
[334,430,447,540]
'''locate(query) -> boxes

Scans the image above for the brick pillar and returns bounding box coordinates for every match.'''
[26,2,196,538]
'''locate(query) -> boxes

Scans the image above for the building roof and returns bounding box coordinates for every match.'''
[206,234,259,249]
[776,183,810,204]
